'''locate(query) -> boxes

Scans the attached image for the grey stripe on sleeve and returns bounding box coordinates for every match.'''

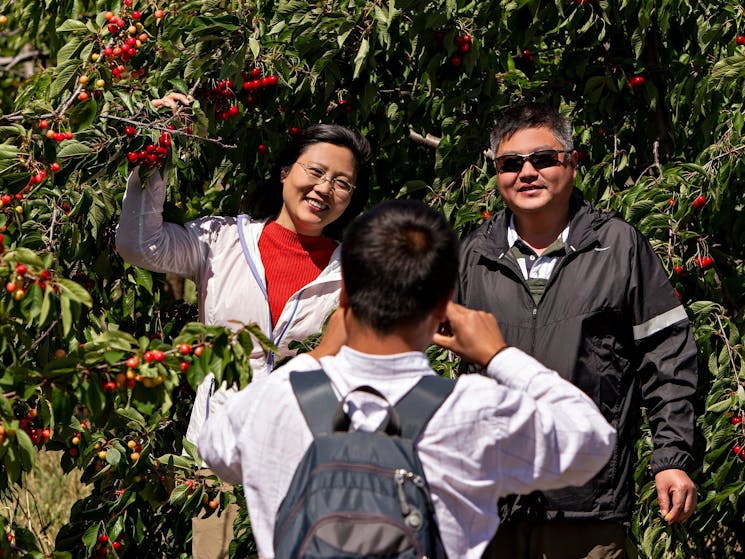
[633,306,688,340]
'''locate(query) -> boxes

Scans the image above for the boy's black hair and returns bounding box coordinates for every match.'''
[342,199,458,333]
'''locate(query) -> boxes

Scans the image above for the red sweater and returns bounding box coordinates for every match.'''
[258,221,337,328]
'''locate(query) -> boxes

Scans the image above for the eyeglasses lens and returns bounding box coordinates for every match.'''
[497,150,565,173]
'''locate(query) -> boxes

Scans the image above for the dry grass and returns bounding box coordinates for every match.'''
[0,450,91,554]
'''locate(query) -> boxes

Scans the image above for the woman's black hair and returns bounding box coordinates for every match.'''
[251,124,372,239]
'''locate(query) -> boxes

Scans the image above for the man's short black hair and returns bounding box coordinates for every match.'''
[341,199,458,333]
[490,102,574,158]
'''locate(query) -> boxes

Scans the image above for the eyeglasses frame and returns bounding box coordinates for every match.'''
[294,161,357,196]
[495,149,574,174]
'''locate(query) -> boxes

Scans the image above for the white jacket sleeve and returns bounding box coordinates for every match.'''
[484,347,616,494]
[115,167,206,279]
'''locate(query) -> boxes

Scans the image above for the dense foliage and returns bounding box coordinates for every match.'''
[0,0,744,557]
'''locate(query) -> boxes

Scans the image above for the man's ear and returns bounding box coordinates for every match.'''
[434,288,455,322]
[339,280,349,308]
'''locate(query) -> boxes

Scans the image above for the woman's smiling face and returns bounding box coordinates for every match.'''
[275,142,358,236]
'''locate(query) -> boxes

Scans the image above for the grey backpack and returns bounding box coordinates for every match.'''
[273,369,455,558]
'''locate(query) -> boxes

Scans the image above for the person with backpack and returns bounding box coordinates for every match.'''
[198,199,616,558]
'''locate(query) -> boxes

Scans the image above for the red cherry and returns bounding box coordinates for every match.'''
[178,343,192,355]
[154,9,165,18]
[39,269,52,281]
[289,127,302,135]
[194,345,204,357]
[450,55,462,67]
[15,264,27,276]
[143,351,155,363]
[481,211,493,220]
[735,444,743,455]
[258,143,268,154]
[78,91,89,101]
[692,194,706,209]
[98,534,109,544]
[629,75,645,90]
[701,255,714,269]
[228,105,239,117]
[39,119,49,129]
[250,67,261,78]
[732,415,743,425]
[266,74,278,86]
[459,43,470,53]
[107,23,120,34]
[736,35,745,46]
[673,265,684,275]
[6,281,17,292]
[112,541,122,551]
[179,361,190,373]
[132,10,141,20]
[127,152,139,163]
[50,162,61,173]
[154,350,166,362]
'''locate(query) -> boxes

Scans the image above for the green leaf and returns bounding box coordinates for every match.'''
[169,482,190,506]
[57,19,88,32]
[353,38,370,80]
[115,407,146,428]
[1,247,45,268]
[39,287,52,326]
[106,447,122,467]
[56,37,82,65]
[249,37,261,58]
[57,140,93,158]
[60,293,72,337]
[706,398,732,413]
[56,278,93,307]
[133,267,154,295]
[82,523,99,553]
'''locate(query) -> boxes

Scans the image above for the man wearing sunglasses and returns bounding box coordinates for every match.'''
[457,102,698,559]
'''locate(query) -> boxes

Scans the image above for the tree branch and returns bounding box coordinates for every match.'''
[408,129,441,149]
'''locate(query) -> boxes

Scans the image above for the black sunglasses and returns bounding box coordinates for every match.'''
[495,149,573,173]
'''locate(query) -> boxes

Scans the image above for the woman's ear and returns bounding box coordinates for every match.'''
[280,166,290,181]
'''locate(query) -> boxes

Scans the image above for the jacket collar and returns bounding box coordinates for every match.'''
[475,189,616,261]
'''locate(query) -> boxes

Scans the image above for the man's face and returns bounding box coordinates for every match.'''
[495,126,577,221]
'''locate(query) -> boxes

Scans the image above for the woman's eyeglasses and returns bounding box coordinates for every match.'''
[495,149,573,174]
[295,162,356,197]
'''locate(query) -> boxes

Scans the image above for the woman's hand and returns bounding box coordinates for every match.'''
[151,92,192,113]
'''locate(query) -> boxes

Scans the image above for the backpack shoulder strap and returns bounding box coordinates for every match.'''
[290,369,339,437]
[395,375,456,441]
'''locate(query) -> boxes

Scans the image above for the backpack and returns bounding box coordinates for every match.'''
[273,369,456,559]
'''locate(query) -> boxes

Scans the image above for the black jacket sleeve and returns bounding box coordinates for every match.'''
[628,227,698,474]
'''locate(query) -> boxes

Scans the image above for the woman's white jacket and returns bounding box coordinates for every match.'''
[115,168,342,444]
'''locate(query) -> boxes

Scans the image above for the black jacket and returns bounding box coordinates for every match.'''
[456,189,698,522]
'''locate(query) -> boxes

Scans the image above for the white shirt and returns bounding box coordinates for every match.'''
[507,214,570,280]
[198,346,616,559]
